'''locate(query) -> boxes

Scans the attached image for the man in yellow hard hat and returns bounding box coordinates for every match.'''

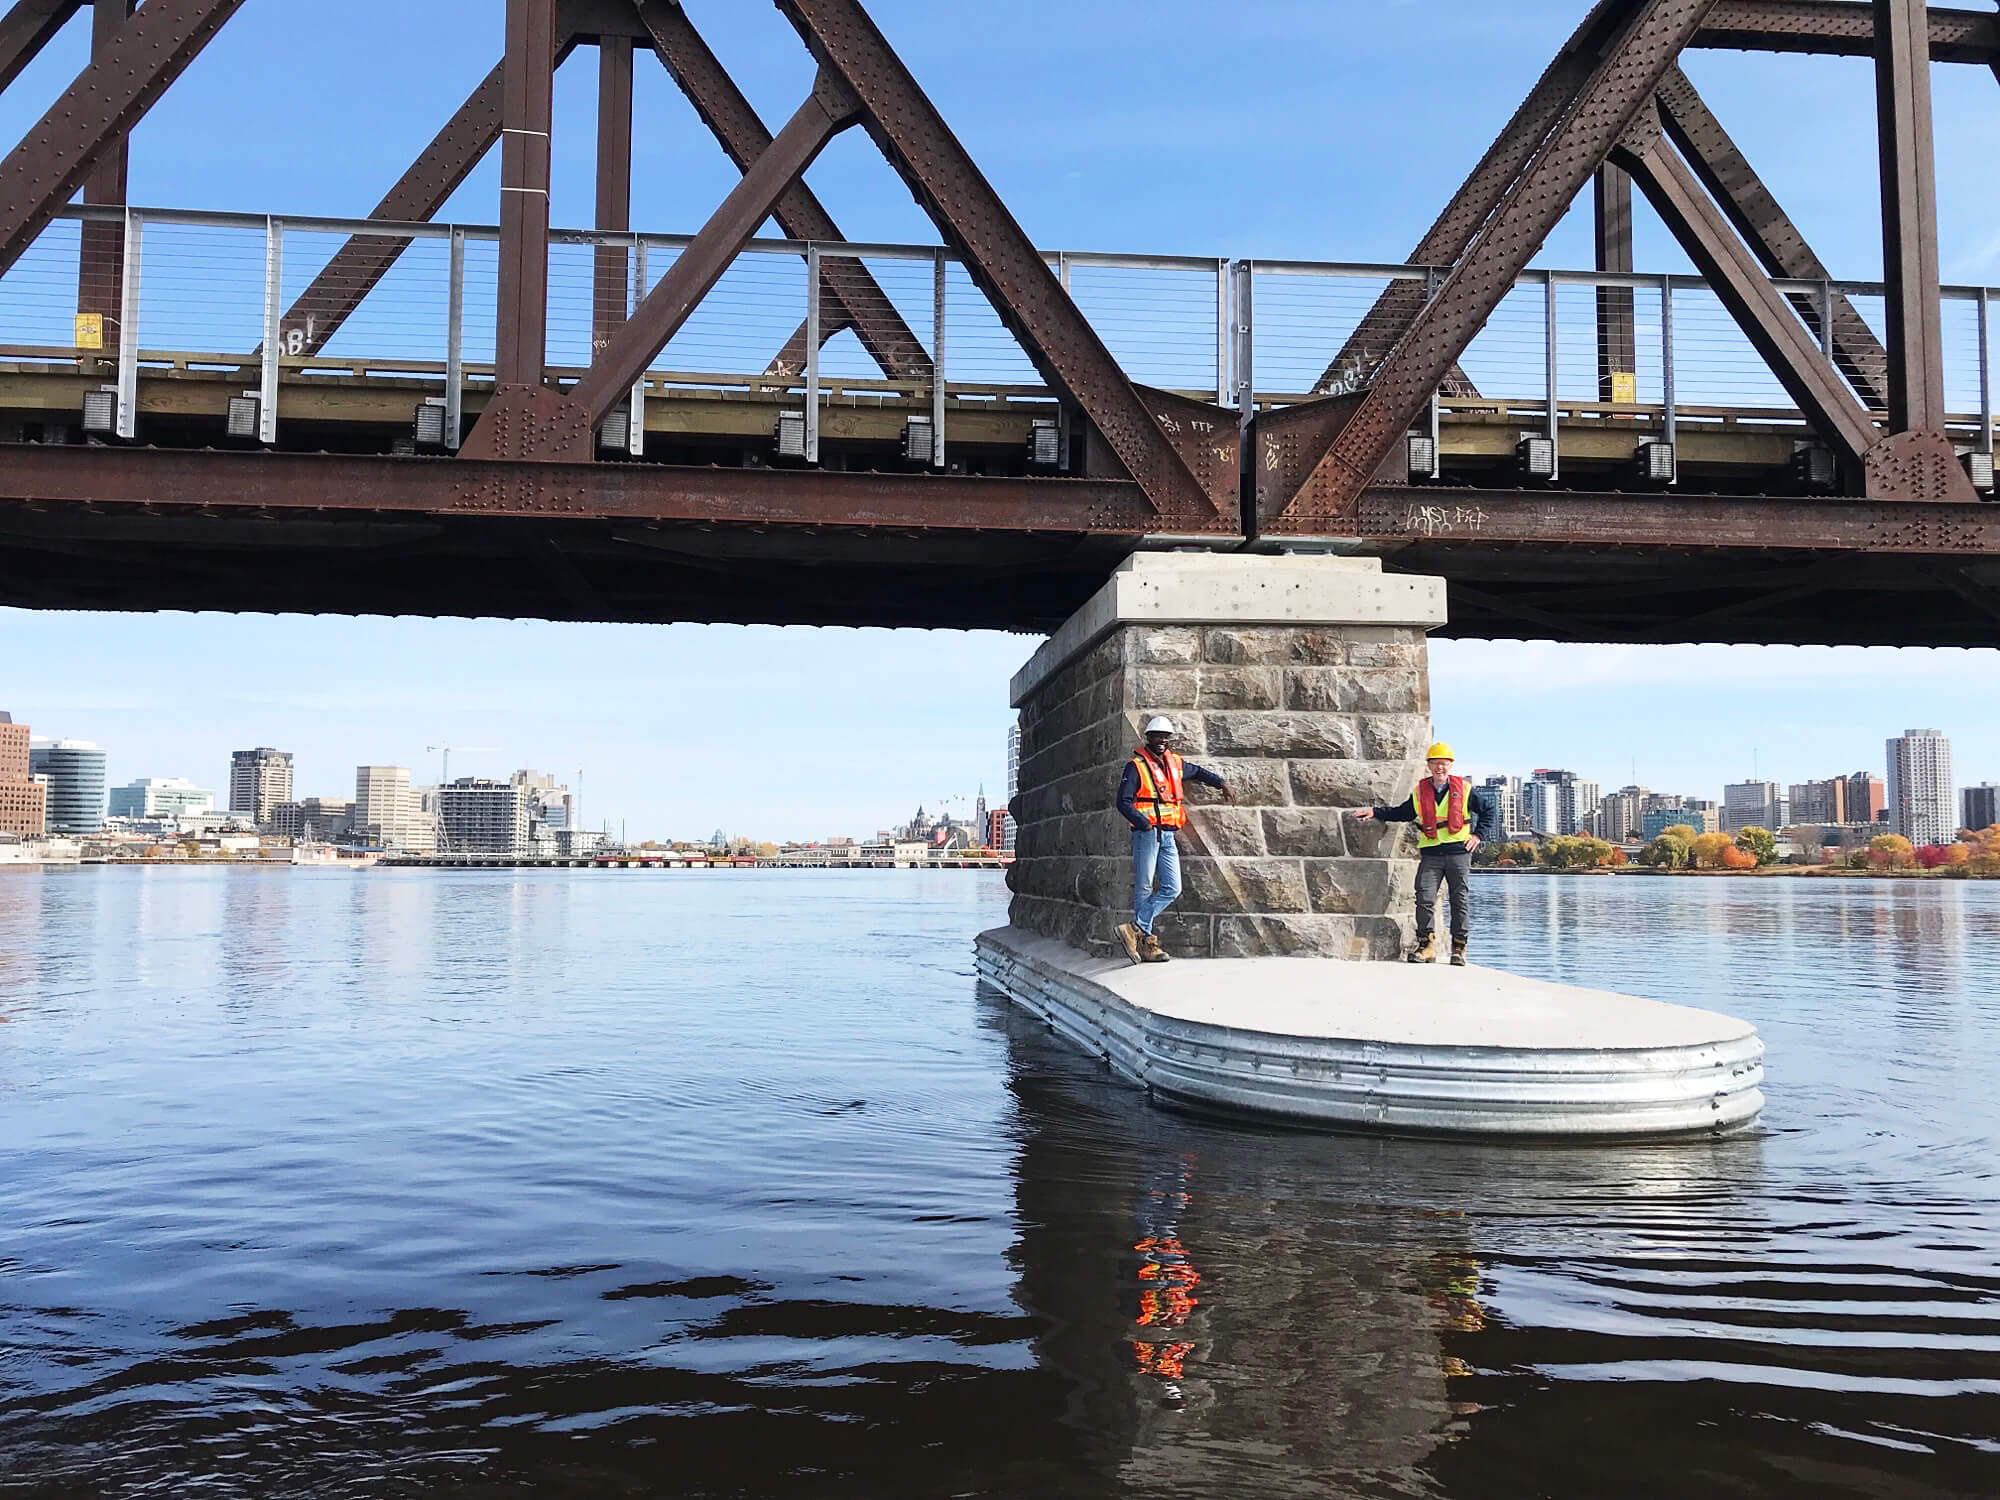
[1350,742,1497,966]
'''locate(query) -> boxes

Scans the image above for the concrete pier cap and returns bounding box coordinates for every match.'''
[986,550,1768,1140]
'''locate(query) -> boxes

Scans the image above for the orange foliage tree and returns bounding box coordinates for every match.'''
[1691,832,1737,870]
[1720,845,1758,870]
[1867,834,1916,870]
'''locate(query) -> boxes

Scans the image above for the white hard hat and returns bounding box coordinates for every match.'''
[1144,716,1177,735]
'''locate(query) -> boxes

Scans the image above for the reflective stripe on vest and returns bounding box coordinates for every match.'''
[1132,749,1187,830]
[1414,775,1470,849]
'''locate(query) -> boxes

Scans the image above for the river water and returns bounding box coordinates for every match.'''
[1,867,1995,1497]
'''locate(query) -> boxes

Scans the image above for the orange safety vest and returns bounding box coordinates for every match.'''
[1131,748,1187,830]
[1414,775,1470,848]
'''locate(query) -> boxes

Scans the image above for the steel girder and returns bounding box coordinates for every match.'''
[776,0,1235,533]
[1259,0,1726,532]
[1653,65,1889,408]
[0,0,244,277]
[0,0,80,94]
[1693,2,2000,63]
[1874,0,1948,434]
[75,0,131,347]
[593,33,634,353]
[1593,163,1638,398]
[628,0,932,381]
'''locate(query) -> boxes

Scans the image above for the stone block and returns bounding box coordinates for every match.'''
[1343,627,1428,668]
[1198,666,1283,711]
[1206,712,1360,759]
[1182,857,1311,915]
[1280,667,1425,714]
[1177,807,1268,858]
[1131,666,1200,710]
[1192,758,1292,808]
[1260,809,1350,858]
[1149,910,1214,959]
[1288,760,1412,808]
[1303,858,1416,916]
[1287,629,1354,666]
[1202,626,1298,665]
[1131,626,1202,665]
[1345,817,1417,860]
[1213,914,1363,960]
[1360,714,1433,761]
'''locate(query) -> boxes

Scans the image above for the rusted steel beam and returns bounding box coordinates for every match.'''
[631,0,930,381]
[565,73,859,425]
[1358,486,2000,553]
[1264,0,1724,531]
[0,444,1160,534]
[1312,1,1629,398]
[592,33,634,354]
[1693,2,1999,62]
[1654,66,1888,409]
[0,0,79,94]
[1874,0,1948,435]
[777,0,1231,531]
[1617,125,1879,462]
[495,0,557,389]
[74,0,131,348]
[0,0,243,277]
[1594,163,1637,401]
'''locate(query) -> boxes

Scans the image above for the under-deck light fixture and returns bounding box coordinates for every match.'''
[81,385,117,436]
[226,393,261,441]
[1026,418,1061,470]
[413,397,449,452]
[902,416,935,465]
[600,405,631,455]
[1963,449,1995,497]
[775,409,808,460]
[1406,434,1438,479]
[1515,434,1556,481]
[1635,439,1676,485]
[1791,442,1838,494]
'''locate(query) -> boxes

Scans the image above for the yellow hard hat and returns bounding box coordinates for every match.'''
[1426,742,1455,762]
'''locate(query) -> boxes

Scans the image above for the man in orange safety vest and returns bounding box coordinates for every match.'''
[1114,716,1236,964]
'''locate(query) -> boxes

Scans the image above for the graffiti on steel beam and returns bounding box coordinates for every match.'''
[1399,503,1491,537]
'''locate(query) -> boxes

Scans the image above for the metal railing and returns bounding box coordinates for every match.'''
[0,203,1992,463]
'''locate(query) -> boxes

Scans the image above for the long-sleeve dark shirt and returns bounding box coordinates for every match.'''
[1117,753,1228,831]
[1370,780,1500,846]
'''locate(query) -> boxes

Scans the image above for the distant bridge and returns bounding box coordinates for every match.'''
[0,0,1997,643]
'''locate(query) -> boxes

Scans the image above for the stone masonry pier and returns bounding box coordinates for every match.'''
[1006,552,1448,961]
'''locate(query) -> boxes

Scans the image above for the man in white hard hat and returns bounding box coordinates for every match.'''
[1114,716,1236,964]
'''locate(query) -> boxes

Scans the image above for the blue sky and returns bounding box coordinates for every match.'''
[2,1,1996,836]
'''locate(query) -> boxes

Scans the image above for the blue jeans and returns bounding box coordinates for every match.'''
[1131,827,1182,935]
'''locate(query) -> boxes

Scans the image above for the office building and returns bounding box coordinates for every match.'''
[1722,780,1787,833]
[28,739,107,835]
[0,712,45,837]
[1847,771,1887,825]
[438,778,528,854]
[1962,784,1999,833]
[1007,722,1021,804]
[355,766,433,852]
[1886,730,1954,846]
[1594,785,1651,843]
[1788,779,1844,827]
[1478,775,1523,837]
[1522,770,1598,837]
[107,777,216,820]
[989,806,1015,852]
[269,798,353,843]
[229,747,294,826]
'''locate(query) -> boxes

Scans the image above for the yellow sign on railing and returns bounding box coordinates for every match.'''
[74,313,104,351]
[1610,370,1637,405]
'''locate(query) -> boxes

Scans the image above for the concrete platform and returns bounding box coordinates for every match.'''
[974,927,1765,1139]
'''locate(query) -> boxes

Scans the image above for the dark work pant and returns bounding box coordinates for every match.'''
[1414,846,1472,942]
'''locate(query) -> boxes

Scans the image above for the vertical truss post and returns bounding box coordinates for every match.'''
[1545,268,1561,478]
[1661,273,1678,446]
[76,0,132,348]
[805,241,822,463]
[495,0,555,388]
[1425,268,1443,478]
[113,206,138,439]
[932,248,947,469]
[1982,286,1994,459]
[1215,258,1230,406]
[627,240,648,457]
[259,215,281,445]
[593,33,633,355]
[445,226,465,449]
[1819,279,1835,358]
[1874,0,1947,432]
[1233,260,1254,432]
[1594,163,1637,400]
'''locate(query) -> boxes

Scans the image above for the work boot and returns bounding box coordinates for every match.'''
[1451,938,1468,968]
[1407,933,1438,964]
[1140,933,1171,964]
[1117,923,1145,964]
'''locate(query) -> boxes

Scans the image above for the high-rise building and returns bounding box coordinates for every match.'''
[1006,722,1021,805]
[107,777,215,819]
[438,778,528,854]
[1788,779,1845,827]
[1722,780,1787,833]
[1886,730,1953,846]
[512,770,572,846]
[0,712,46,838]
[1595,785,1651,843]
[1846,771,1887,824]
[1479,775,1523,837]
[270,799,353,843]
[1523,770,1597,836]
[28,740,107,834]
[229,748,294,826]
[355,766,433,852]
[989,806,1014,852]
[1960,784,1999,834]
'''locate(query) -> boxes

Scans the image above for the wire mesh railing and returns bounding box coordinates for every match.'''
[0,203,1992,464]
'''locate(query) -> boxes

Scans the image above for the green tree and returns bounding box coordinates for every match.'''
[1735,825,1778,866]
[1642,831,1692,869]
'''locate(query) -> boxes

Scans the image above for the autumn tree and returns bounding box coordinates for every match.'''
[1720,845,1758,870]
[1867,834,1916,870]
[1734,825,1778,866]
[1641,830,1693,869]
[1691,832,1737,870]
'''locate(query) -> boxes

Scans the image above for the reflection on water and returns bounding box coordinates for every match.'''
[1,868,1997,1496]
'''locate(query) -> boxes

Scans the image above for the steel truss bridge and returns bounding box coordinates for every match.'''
[0,0,1997,644]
